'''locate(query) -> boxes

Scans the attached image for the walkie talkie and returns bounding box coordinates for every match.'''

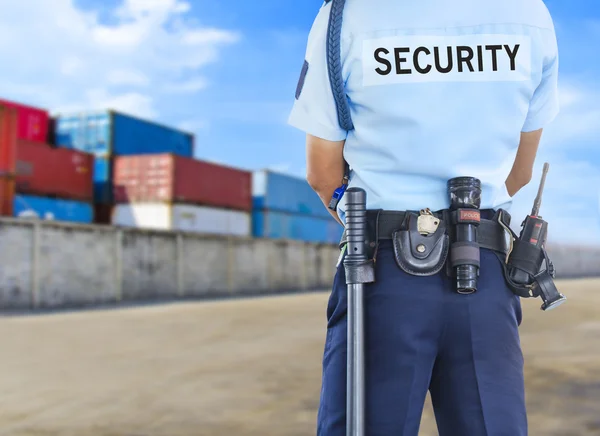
[509,163,551,284]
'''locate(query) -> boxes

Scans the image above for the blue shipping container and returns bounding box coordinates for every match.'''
[252,170,330,218]
[94,157,113,205]
[13,195,93,224]
[252,210,343,244]
[54,110,194,157]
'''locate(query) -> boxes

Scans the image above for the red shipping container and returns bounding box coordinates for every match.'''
[0,104,17,177]
[0,104,17,216]
[16,140,94,202]
[0,98,49,143]
[0,177,15,217]
[113,154,252,211]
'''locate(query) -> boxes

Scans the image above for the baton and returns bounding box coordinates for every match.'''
[343,188,370,436]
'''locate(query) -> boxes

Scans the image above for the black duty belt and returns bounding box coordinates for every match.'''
[338,209,509,255]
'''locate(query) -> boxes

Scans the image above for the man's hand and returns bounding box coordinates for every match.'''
[306,134,346,226]
[506,129,544,197]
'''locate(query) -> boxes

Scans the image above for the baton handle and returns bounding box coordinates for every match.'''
[344,188,368,262]
[343,188,367,436]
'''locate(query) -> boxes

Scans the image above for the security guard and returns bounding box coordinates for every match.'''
[288,0,559,435]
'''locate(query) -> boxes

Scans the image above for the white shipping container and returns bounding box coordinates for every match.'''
[112,203,251,237]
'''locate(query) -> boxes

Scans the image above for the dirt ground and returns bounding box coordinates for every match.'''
[0,279,599,436]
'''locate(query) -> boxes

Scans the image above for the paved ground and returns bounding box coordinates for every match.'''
[0,279,598,436]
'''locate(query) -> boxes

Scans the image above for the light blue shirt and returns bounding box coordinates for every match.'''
[288,0,560,223]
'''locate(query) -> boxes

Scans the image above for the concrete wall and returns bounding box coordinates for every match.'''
[0,219,339,310]
[0,218,598,311]
[547,245,600,279]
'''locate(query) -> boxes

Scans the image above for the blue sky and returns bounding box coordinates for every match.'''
[0,0,598,244]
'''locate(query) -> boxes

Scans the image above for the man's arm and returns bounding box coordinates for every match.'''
[286,3,348,225]
[505,129,543,197]
[306,134,346,226]
[507,14,559,197]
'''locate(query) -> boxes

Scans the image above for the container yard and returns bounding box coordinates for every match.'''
[0,98,340,245]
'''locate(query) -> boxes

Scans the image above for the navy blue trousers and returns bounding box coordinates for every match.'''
[318,240,526,436]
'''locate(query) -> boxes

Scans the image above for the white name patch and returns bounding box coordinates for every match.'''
[362,34,531,86]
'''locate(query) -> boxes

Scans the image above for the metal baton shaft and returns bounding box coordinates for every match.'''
[343,188,368,436]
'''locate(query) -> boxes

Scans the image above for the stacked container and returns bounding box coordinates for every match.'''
[0,104,18,216]
[252,170,343,244]
[54,110,195,223]
[0,98,95,224]
[1,101,344,244]
[111,154,252,236]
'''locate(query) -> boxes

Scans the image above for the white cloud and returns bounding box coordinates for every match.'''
[173,2,191,14]
[164,78,209,94]
[212,101,295,125]
[85,89,157,119]
[107,70,150,87]
[544,80,600,148]
[0,0,240,121]
[558,83,584,109]
[182,29,240,45]
[60,57,85,76]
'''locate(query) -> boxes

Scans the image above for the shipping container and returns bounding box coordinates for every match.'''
[112,203,251,236]
[252,210,343,244]
[252,170,329,218]
[0,104,17,178]
[54,110,194,157]
[0,98,49,143]
[113,154,252,211]
[0,177,15,216]
[16,140,94,201]
[94,156,113,204]
[94,204,113,225]
[13,195,93,223]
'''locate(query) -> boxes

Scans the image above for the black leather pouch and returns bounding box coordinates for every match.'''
[392,213,449,276]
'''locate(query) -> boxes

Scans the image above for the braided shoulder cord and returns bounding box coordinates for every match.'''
[325,0,354,131]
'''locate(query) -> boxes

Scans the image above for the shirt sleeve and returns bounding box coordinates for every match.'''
[287,2,349,141]
[522,25,560,132]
